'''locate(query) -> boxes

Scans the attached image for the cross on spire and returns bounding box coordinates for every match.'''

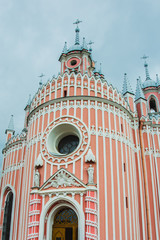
[73,19,82,45]
[141,54,149,61]
[141,54,151,80]
[73,19,82,27]
[88,41,94,52]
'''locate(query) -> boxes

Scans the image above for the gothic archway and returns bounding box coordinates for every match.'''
[52,207,78,240]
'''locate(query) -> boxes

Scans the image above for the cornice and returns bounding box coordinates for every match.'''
[2,139,26,154]
[27,96,136,124]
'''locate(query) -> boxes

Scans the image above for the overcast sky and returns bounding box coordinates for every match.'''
[0,0,160,171]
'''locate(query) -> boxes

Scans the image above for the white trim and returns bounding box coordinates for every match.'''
[39,196,85,240]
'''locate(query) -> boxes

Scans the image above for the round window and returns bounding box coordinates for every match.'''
[47,123,81,156]
[70,60,77,66]
[58,135,79,154]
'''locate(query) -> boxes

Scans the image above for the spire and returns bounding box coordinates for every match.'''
[82,37,88,50]
[122,73,134,95]
[141,55,151,80]
[8,115,14,130]
[62,42,67,53]
[73,19,82,45]
[135,78,145,101]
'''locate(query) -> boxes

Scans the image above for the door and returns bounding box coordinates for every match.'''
[52,227,65,240]
[52,207,78,240]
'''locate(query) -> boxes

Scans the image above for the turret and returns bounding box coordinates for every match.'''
[140,55,160,113]
[135,78,147,118]
[5,115,15,142]
[59,19,95,76]
[122,73,135,112]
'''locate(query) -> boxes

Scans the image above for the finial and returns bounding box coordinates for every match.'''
[8,115,14,130]
[88,40,94,52]
[73,19,82,45]
[122,73,134,95]
[141,54,151,80]
[82,37,88,50]
[38,73,44,88]
[62,42,67,53]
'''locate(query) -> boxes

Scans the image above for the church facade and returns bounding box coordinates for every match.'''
[0,21,160,240]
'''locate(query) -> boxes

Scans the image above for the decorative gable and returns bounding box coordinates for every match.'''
[40,168,86,190]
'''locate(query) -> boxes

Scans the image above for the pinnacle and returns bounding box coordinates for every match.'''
[8,115,14,130]
[122,73,134,95]
[135,78,145,101]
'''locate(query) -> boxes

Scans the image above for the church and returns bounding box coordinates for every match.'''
[0,20,160,240]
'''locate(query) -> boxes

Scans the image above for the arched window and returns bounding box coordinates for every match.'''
[149,98,157,113]
[2,191,13,240]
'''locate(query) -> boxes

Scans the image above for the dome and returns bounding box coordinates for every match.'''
[142,79,156,88]
[67,44,83,53]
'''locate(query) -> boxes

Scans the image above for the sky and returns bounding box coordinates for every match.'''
[0,0,160,170]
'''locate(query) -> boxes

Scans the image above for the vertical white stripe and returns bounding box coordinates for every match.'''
[146,126,159,239]
[118,112,127,240]
[102,103,108,240]
[136,123,148,239]
[123,116,132,240]
[113,107,122,240]
[108,108,115,240]
[95,101,100,240]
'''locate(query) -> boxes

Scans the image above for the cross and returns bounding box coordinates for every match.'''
[38,73,45,79]
[73,19,82,27]
[88,41,94,51]
[141,54,149,61]
[88,41,94,47]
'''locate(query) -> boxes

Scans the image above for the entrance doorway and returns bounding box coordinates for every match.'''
[52,207,78,240]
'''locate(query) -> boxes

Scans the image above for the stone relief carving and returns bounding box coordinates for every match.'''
[34,169,40,187]
[85,147,96,163]
[44,170,80,189]
[87,165,94,185]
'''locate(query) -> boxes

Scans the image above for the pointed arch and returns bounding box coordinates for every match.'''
[148,94,159,113]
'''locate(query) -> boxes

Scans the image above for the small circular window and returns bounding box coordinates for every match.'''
[47,123,81,156]
[70,60,77,66]
[58,135,79,154]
